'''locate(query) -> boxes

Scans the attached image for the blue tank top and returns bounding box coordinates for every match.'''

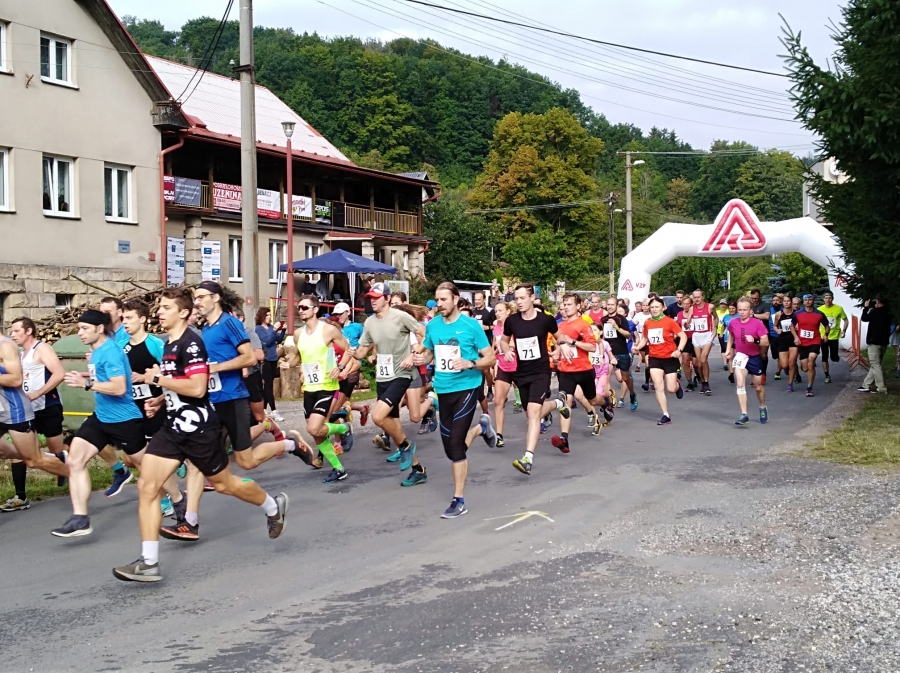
[0,337,35,425]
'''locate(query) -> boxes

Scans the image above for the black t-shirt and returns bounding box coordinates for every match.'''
[124,338,163,417]
[503,311,558,377]
[160,330,220,435]
[665,301,681,319]
[471,306,495,334]
[602,314,631,354]
[752,303,770,320]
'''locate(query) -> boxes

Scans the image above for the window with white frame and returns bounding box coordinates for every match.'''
[0,149,8,211]
[40,34,72,85]
[42,155,73,215]
[228,237,242,281]
[305,243,321,282]
[0,22,8,73]
[269,240,286,283]
[104,165,131,221]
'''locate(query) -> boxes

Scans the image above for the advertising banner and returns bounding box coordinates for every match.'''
[257,188,282,219]
[201,240,222,282]
[283,194,313,219]
[166,236,185,287]
[213,182,242,212]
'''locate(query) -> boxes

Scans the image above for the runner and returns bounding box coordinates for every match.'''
[471,290,496,402]
[818,291,848,384]
[716,298,729,367]
[498,284,570,476]
[329,303,371,426]
[586,293,606,324]
[100,296,130,347]
[665,290,686,319]
[413,282,496,518]
[491,300,517,448]
[348,282,429,487]
[280,295,353,483]
[790,294,830,397]
[724,297,769,426]
[689,289,718,395]
[631,296,686,425]
[589,322,616,434]
[112,288,288,582]
[675,296,697,390]
[767,294,784,380]
[773,299,799,392]
[604,297,638,411]
[748,289,771,384]
[631,301,650,373]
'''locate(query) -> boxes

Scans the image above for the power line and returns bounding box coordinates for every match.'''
[467,199,607,214]
[174,0,235,103]
[397,0,789,77]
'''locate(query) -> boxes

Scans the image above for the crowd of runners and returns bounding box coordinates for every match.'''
[0,280,860,582]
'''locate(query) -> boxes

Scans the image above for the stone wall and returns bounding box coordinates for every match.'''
[0,263,161,325]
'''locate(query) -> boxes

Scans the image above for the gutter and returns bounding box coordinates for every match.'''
[158,133,186,284]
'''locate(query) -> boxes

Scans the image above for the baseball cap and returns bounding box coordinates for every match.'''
[802,293,814,300]
[365,282,391,298]
[196,281,223,296]
[331,302,351,315]
[718,298,727,305]
[426,300,437,308]
[79,309,109,326]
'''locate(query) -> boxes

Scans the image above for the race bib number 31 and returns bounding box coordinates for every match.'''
[434,345,460,374]
[376,354,395,378]
[132,383,152,400]
[516,336,540,361]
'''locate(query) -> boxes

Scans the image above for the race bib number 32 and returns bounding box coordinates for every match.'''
[515,336,540,361]
[434,345,460,374]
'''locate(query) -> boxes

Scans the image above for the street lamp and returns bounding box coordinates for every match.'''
[282,120,296,334]
[625,153,646,254]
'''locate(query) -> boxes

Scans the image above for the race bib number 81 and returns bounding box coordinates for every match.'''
[376,353,395,378]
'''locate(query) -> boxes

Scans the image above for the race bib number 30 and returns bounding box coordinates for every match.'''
[733,352,749,370]
[515,336,540,361]
[647,328,664,345]
[302,363,322,385]
[800,329,815,339]
[376,354,395,378]
[434,345,460,374]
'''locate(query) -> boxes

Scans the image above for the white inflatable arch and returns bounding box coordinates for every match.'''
[617,199,859,349]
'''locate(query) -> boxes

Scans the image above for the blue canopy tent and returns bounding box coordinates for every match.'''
[278,248,397,317]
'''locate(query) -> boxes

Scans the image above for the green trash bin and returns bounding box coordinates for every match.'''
[52,335,95,434]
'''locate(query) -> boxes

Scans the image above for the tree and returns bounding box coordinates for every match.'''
[666,177,692,216]
[732,151,805,221]
[777,253,829,296]
[423,193,496,283]
[783,0,900,311]
[690,141,757,220]
[502,226,589,292]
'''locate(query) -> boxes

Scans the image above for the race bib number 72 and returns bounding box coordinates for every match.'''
[647,328,664,345]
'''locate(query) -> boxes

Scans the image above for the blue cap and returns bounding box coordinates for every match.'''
[426,300,437,308]
[802,293,814,300]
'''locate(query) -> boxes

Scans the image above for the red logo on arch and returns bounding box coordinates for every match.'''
[701,199,766,253]
[621,279,634,291]
[834,275,848,288]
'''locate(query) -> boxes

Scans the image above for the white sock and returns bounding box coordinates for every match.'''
[261,494,278,517]
[525,450,534,463]
[555,398,564,411]
[283,439,296,453]
[185,511,199,526]
[142,541,160,565]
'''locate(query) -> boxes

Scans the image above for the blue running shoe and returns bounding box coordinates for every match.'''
[105,469,134,498]
[479,413,497,448]
[428,410,438,433]
[386,450,401,463]
[629,395,638,412]
[399,443,417,471]
[340,424,354,452]
[160,497,174,517]
[322,468,348,483]
[735,414,750,426]
[176,463,187,479]
[657,415,671,426]
[441,498,468,519]
[759,406,768,424]
[675,384,684,400]
[401,468,427,487]
[427,391,439,411]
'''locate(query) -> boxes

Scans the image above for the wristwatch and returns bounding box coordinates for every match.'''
[470,359,478,369]
[84,378,93,391]
[152,374,160,386]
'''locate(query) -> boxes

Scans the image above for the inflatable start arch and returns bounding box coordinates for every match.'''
[617,199,859,349]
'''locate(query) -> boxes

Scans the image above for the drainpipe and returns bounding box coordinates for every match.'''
[158,133,186,285]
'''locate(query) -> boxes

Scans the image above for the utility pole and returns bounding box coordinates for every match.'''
[606,192,619,295]
[237,0,258,328]
[624,152,645,254]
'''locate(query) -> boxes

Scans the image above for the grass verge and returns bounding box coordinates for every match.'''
[0,457,115,503]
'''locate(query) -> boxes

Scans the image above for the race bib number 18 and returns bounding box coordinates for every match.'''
[301,363,322,385]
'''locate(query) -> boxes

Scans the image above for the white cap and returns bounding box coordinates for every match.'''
[332,302,351,315]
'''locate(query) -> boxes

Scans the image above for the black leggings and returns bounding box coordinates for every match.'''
[438,388,479,463]
[262,359,278,411]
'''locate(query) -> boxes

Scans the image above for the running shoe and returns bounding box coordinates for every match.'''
[728,373,735,384]
[0,496,30,512]
[441,498,468,519]
[271,411,285,423]
[340,424,354,453]
[641,383,650,392]
[496,433,505,448]
[794,373,802,384]
[857,386,871,393]
[176,462,187,479]
[286,430,315,465]
[360,404,370,426]
[203,480,215,491]
[160,497,174,518]
[693,375,701,387]
[113,557,161,583]
[806,387,815,397]
[512,457,532,475]
[774,372,782,381]
[609,389,618,407]
[556,393,571,420]
[55,450,68,488]
[323,468,348,483]
[104,469,133,497]
[630,394,638,412]
[616,399,625,408]
[160,519,199,541]
[540,414,552,434]
[586,411,597,428]
[265,419,285,442]
[401,467,428,487]
[333,442,344,456]
[787,384,794,393]
[512,403,523,414]
[171,492,187,520]
[602,403,615,424]
[418,414,431,435]
[267,493,289,539]
[657,415,672,426]
[427,391,440,411]
[51,515,92,537]
[590,417,602,436]
[675,384,684,400]
[373,434,391,451]
[398,443,417,471]
[824,373,832,384]
[329,409,349,423]
[650,384,656,391]
[551,435,570,454]
[487,389,494,403]
[759,406,768,424]
[311,454,324,469]
[686,382,696,393]
[702,382,712,395]
[722,363,729,371]
[735,414,750,426]
[635,364,641,373]
[428,409,438,433]
[479,414,497,448]
[386,450,402,463]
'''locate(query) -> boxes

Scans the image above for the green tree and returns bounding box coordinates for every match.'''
[423,193,496,283]
[690,141,757,220]
[732,151,805,221]
[502,226,589,291]
[783,0,900,310]
[777,253,829,296]
[666,177,692,216]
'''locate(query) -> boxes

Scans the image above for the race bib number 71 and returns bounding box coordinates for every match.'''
[516,336,540,361]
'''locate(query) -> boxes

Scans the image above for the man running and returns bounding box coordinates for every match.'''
[499,284,570,476]
[586,293,606,324]
[348,282,429,487]
[767,294,784,380]
[689,289,718,395]
[632,296,686,425]
[604,297,638,411]
[748,289,771,383]
[631,301,650,373]
[818,291,848,384]
[414,282,496,518]
[471,290,496,401]
[113,288,288,582]
[790,294,830,397]
[329,302,370,426]
[100,296,130,347]
[724,297,769,426]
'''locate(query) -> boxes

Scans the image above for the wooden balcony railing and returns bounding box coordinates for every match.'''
[345,203,421,235]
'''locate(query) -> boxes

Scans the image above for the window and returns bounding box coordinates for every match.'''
[0,149,8,211]
[42,155,73,215]
[228,237,242,281]
[104,165,131,221]
[0,22,8,73]
[40,34,72,85]
[403,251,409,272]
[269,240,286,283]
[55,294,73,310]
[305,243,321,282]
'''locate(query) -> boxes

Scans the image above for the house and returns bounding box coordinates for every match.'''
[0,0,437,327]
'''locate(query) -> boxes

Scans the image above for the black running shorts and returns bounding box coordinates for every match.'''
[495,369,515,384]
[213,398,253,453]
[376,378,413,419]
[33,405,64,438]
[824,339,840,363]
[75,414,146,455]
[437,388,480,463]
[799,344,821,360]
[304,390,336,418]
[648,357,680,376]
[142,410,165,440]
[511,369,551,407]
[557,368,597,401]
[339,373,359,399]
[147,425,229,477]
[0,420,33,435]
[245,370,264,403]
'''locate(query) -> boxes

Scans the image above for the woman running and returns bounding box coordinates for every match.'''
[632,296,687,425]
[675,296,697,390]
[491,301,517,448]
[773,299,799,392]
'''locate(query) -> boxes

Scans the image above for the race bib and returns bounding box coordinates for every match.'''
[603,322,617,339]
[692,317,709,332]
[164,389,181,411]
[22,364,46,411]
[87,364,96,383]
[376,353,395,378]
[302,362,323,385]
[207,371,222,393]
[800,329,815,339]
[516,336,540,361]
[590,348,604,367]
[733,352,749,370]
[434,344,460,374]
[780,319,792,332]
[647,328,664,345]
[828,317,836,329]
[132,383,152,400]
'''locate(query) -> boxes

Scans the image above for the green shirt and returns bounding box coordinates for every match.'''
[818,303,847,340]
[359,308,421,381]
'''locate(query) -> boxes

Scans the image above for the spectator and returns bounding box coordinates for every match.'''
[860,295,891,394]
[255,307,286,420]
[300,274,317,296]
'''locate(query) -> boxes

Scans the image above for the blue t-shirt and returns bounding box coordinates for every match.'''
[342,322,364,349]
[423,314,489,395]
[144,333,165,362]
[113,324,130,347]
[89,338,142,423]
[202,312,250,403]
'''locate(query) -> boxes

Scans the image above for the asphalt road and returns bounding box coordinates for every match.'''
[2,356,894,672]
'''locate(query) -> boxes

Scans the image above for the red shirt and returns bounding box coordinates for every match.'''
[643,316,683,359]
[793,310,830,346]
[691,302,714,334]
[676,309,695,338]
[556,318,596,373]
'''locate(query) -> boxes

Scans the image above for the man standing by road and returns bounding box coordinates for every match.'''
[724,297,769,426]
[860,295,891,394]
[470,290,496,401]
[818,291,848,384]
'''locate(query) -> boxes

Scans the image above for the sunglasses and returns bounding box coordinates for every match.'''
[297,305,314,312]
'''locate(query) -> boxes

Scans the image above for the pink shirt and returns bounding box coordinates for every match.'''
[493,322,517,372]
[728,317,768,356]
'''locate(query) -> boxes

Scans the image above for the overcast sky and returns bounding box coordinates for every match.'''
[109,0,846,153]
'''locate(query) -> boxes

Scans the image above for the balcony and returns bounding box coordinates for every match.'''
[345,203,420,235]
